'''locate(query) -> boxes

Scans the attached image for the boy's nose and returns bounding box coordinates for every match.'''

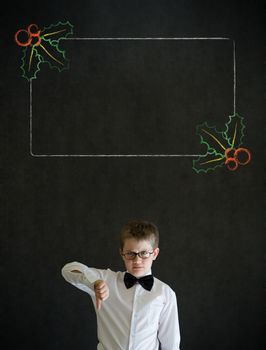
[134,254,142,262]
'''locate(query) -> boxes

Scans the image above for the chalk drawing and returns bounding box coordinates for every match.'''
[193,114,251,173]
[15,22,73,81]
[16,25,243,162]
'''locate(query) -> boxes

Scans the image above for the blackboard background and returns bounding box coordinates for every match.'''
[1,1,265,349]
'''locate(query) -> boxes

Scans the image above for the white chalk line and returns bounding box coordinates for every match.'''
[63,37,231,40]
[30,37,236,157]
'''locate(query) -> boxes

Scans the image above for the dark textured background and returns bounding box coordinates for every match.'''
[1,1,265,349]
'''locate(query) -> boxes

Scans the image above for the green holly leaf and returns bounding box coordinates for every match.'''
[193,114,250,173]
[223,113,246,148]
[38,40,70,72]
[41,21,74,44]
[21,46,42,81]
[196,122,228,155]
[192,152,224,173]
[16,21,73,80]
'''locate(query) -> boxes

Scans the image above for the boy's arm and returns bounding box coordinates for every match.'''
[61,262,109,310]
[157,288,181,350]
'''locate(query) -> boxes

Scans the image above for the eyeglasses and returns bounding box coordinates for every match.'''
[122,250,154,260]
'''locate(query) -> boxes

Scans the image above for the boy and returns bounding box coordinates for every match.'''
[62,220,181,349]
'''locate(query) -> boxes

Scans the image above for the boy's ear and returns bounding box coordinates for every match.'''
[153,247,160,260]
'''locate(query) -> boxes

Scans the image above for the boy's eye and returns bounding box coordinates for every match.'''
[139,251,150,257]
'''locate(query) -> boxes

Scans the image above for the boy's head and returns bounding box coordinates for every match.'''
[119,220,160,277]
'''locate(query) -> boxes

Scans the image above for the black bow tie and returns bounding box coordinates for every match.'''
[124,272,154,291]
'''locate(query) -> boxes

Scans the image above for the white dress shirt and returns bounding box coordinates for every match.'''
[62,262,181,350]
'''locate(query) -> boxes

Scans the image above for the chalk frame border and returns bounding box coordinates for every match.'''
[29,37,236,158]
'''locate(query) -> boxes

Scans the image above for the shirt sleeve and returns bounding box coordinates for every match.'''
[158,287,181,350]
[61,261,104,296]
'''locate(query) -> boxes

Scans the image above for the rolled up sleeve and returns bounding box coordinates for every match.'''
[61,261,102,296]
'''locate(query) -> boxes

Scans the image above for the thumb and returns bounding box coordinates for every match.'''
[96,296,102,311]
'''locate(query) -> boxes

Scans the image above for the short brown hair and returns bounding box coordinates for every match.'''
[119,220,159,249]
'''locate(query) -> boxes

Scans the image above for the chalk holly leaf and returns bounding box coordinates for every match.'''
[196,122,227,155]
[192,152,224,173]
[21,46,42,81]
[16,21,73,81]
[193,113,251,173]
[41,21,74,44]
[38,39,70,72]
[223,113,245,148]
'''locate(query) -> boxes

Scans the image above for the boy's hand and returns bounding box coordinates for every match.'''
[94,280,109,310]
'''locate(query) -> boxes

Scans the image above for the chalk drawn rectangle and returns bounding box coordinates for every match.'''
[31,38,234,157]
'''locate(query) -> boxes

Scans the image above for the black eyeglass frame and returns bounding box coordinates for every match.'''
[121,250,154,260]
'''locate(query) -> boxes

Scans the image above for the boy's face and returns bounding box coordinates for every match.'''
[120,238,159,278]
